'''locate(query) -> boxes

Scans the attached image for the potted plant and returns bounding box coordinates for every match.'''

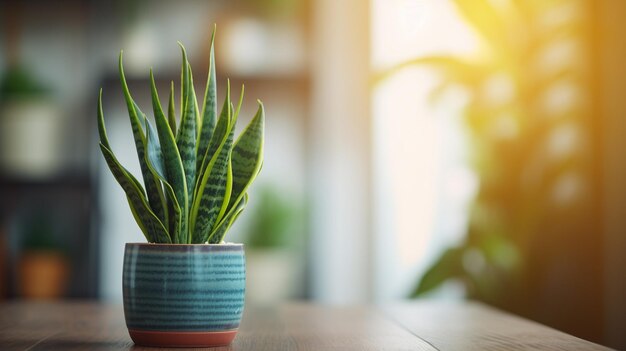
[97,29,264,348]
[0,65,66,178]
[244,185,305,304]
[17,211,69,299]
[0,10,67,178]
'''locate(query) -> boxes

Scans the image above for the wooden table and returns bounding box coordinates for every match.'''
[0,301,613,350]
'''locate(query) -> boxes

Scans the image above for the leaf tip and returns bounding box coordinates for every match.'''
[177,41,187,54]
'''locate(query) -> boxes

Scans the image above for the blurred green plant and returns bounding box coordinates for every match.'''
[98,28,265,244]
[378,0,592,309]
[245,185,303,248]
[20,211,65,253]
[0,65,49,102]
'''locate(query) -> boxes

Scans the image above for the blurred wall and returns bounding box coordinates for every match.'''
[597,0,626,349]
[309,0,372,304]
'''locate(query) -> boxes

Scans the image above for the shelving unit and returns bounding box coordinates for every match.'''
[0,0,312,302]
[0,172,99,299]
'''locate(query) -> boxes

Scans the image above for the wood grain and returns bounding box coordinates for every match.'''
[0,302,132,350]
[0,301,612,350]
[274,304,434,351]
[382,301,614,351]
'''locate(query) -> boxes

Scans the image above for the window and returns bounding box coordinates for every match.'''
[371,0,479,300]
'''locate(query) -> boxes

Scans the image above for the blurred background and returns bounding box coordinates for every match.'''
[0,0,624,349]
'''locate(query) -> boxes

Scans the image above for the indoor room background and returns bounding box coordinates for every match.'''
[0,1,624,350]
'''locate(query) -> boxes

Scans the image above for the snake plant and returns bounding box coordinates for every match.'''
[97,30,264,244]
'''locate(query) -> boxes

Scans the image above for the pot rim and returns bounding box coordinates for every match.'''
[125,242,243,247]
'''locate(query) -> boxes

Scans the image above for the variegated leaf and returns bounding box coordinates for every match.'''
[100,34,265,245]
[98,90,146,197]
[194,82,231,198]
[209,193,248,244]
[118,52,167,224]
[99,143,171,243]
[149,71,188,243]
[143,115,171,231]
[127,196,148,236]
[176,46,198,235]
[98,90,151,240]
[233,85,244,122]
[196,27,217,173]
[190,65,201,133]
[191,117,235,243]
[228,101,264,212]
[168,81,177,135]
[144,115,182,244]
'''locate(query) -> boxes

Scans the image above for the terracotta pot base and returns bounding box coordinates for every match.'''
[129,329,238,348]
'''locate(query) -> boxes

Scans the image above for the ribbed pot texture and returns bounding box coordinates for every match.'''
[122,243,245,347]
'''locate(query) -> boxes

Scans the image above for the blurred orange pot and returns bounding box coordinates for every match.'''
[19,251,69,299]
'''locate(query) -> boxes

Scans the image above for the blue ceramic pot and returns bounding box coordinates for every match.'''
[122,243,245,347]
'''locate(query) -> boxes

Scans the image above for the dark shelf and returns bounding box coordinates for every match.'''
[102,69,310,84]
[0,173,92,189]
[100,70,310,100]
[0,170,99,299]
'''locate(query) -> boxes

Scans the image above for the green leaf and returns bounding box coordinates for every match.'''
[98,89,150,240]
[118,52,167,224]
[375,55,489,85]
[99,143,171,243]
[191,116,235,243]
[127,196,148,237]
[196,27,218,173]
[227,101,265,213]
[189,65,201,135]
[143,115,171,231]
[149,71,189,243]
[97,90,145,196]
[176,45,198,231]
[209,192,248,244]
[233,85,245,122]
[168,81,177,135]
[145,115,184,244]
[195,81,231,197]
[101,36,265,244]
[97,89,112,148]
[410,247,465,297]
